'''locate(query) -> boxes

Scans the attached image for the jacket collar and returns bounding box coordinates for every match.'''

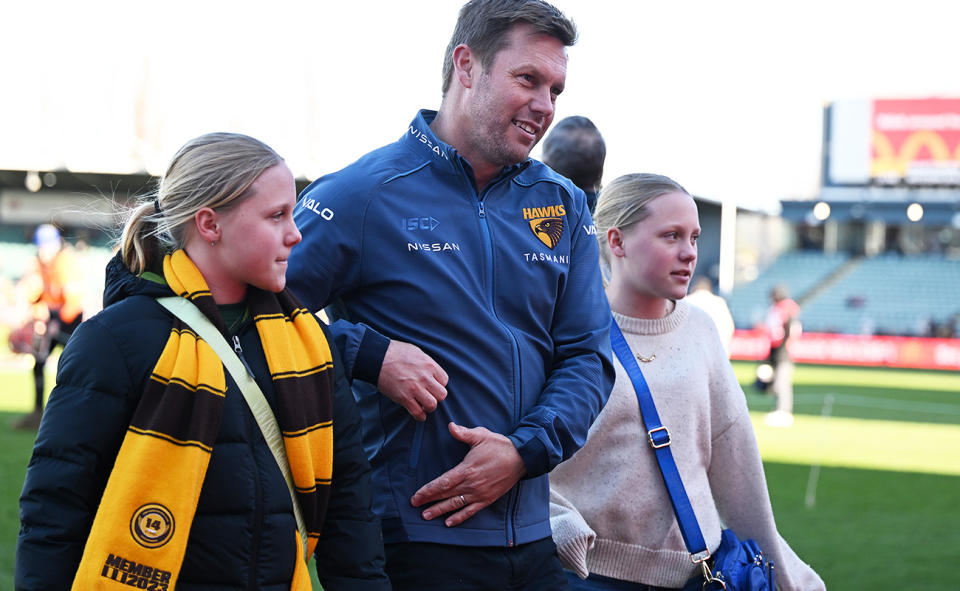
[402,110,454,164]
[402,109,531,184]
[103,253,174,308]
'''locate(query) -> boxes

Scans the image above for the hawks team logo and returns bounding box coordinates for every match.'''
[130,503,175,548]
[522,205,566,250]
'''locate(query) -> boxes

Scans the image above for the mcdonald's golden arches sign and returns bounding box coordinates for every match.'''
[871,98,960,185]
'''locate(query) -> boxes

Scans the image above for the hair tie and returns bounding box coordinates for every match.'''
[153,199,163,215]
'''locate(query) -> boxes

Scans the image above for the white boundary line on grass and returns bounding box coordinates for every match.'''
[794,392,960,416]
[804,394,834,509]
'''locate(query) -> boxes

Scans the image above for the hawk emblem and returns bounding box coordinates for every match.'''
[529,217,564,249]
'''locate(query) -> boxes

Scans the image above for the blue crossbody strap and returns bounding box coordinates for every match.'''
[610,319,711,562]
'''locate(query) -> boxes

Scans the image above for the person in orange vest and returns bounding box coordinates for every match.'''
[11,224,84,428]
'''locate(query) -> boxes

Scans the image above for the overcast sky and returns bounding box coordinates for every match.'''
[2,0,958,211]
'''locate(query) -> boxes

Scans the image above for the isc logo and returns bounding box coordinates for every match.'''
[403,217,440,231]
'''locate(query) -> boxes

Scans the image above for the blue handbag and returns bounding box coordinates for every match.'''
[610,320,775,591]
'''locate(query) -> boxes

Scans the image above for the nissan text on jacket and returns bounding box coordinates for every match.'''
[286,110,615,548]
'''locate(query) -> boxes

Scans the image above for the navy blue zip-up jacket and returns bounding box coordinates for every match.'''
[16,256,390,590]
[287,110,615,547]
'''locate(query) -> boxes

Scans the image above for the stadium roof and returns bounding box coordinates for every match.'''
[781,186,960,225]
[0,169,156,196]
[0,169,312,198]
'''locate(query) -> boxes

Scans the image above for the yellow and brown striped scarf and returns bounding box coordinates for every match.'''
[73,250,333,590]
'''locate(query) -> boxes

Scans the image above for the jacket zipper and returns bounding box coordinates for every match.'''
[233,335,257,379]
[234,332,264,589]
[473,174,523,547]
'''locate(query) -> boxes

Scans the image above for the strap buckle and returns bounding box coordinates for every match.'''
[690,550,711,565]
[647,425,671,449]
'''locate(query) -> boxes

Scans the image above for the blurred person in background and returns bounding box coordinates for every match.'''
[542,115,606,214]
[763,284,801,428]
[549,173,824,591]
[16,132,390,590]
[8,223,84,430]
[0,262,19,330]
[684,276,734,356]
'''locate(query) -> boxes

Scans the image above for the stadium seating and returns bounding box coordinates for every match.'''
[728,251,850,329]
[800,253,960,336]
[731,251,960,336]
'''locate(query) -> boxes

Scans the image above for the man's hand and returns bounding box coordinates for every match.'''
[410,422,527,527]
[378,340,448,421]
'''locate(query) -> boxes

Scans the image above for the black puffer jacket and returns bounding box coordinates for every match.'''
[16,255,390,590]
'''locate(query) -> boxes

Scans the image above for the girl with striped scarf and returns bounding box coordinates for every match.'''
[17,133,391,591]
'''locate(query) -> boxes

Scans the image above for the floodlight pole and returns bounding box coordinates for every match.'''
[718,200,736,296]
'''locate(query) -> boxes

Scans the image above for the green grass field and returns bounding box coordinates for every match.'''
[2,358,959,588]
[737,361,960,589]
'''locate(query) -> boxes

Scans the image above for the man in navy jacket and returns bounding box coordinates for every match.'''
[287,1,615,588]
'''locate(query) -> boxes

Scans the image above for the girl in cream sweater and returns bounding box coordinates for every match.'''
[550,173,824,591]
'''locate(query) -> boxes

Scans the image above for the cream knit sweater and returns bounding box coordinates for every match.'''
[550,301,825,590]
